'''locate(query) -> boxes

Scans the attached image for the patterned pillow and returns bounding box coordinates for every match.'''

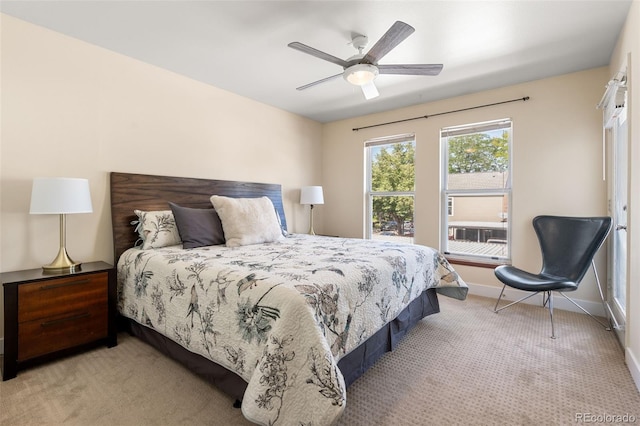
[210,196,285,247]
[133,209,181,249]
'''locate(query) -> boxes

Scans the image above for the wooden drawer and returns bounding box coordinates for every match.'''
[2,261,117,380]
[18,304,108,361]
[18,272,108,323]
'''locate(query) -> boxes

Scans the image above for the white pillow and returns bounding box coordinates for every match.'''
[210,196,285,247]
[133,210,181,249]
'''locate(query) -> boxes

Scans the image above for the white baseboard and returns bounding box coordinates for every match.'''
[466,281,606,317]
[627,347,640,393]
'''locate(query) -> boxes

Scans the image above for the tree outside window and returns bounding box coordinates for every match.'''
[366,136,415,242]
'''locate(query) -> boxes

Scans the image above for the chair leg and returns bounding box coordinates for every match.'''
[557,292,611,331]
[592,259,618,330]
[495,287,556,338]
[494,285,507,312]
[494,289,540,313]
[547,291,556,339]
[543,259,613,332]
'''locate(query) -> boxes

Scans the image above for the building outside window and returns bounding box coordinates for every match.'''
[441,119,512,263]
[365,134,415,243]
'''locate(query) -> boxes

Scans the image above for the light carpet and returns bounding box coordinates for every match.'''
[1,294,638,425]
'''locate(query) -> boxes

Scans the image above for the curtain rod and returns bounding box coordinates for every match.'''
[352,96,530,132]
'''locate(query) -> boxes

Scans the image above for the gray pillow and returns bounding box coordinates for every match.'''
[169,202,225,249]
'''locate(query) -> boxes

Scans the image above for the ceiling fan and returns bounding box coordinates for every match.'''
[288,21,443,100]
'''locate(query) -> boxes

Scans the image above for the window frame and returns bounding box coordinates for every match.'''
[440,119,513,265]
[365,134,416,241]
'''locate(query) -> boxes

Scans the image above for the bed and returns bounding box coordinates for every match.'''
[110,171,468,425]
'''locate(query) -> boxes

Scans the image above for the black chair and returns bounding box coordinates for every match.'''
[493,216,613,338]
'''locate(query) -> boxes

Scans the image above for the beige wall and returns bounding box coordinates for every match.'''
[609,0,640,391]
[323,67,609,304]
[0,15,323,339]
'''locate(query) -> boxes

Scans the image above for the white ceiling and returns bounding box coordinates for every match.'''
[1,1,632,123]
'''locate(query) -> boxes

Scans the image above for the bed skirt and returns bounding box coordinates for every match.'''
[123,288,440,402]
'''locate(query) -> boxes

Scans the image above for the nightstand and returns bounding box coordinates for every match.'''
[2,261,117,380]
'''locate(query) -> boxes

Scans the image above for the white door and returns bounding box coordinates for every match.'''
[601,72,628,344]
[610,104,628,342]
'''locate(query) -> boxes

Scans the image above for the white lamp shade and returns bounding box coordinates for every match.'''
[300,186,324,205]
[30,177,93,214]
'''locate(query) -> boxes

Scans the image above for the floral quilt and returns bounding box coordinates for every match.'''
[117,234,467,425]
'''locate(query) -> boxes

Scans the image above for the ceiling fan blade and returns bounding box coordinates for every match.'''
[288,42,350,68]
[378,64,443,76]
[361,81,379,100]
[362,21,415,64]
[296,72,344,91]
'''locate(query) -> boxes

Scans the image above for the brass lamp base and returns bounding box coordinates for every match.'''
[41,213,82,272]
[308,204,316,235]
[42,247,81,272]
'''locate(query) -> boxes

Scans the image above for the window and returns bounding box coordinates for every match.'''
[441,119,512,263]
[366,134,415,243]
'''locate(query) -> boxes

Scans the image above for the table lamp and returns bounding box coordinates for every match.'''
[29,177,93,271]
[300,186,324,235]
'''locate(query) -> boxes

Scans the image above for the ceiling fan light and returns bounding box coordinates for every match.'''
[344,64,379,86]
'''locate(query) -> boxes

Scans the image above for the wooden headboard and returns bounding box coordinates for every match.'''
[110,172,287,264]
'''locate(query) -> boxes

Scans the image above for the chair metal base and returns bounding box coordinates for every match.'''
[494,260,613,339]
